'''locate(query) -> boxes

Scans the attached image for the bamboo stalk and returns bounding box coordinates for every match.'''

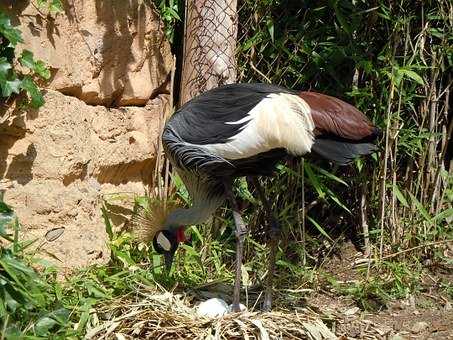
[163,56,177,204]
[301,159,306,266]
[379,80,395,258]
[426,50,439,216]
[360,180,370,255]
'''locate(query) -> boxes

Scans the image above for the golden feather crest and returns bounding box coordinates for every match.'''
[130,198,180,242]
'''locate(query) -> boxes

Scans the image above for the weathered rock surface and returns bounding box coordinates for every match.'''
[1,0,173,106]
[0,0,172,270]
[0,90,168,269]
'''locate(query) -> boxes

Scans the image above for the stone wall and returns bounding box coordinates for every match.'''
[0,0,173,270]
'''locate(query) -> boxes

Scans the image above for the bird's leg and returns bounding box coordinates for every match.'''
[223,181,248,312]
[251,177,280,311]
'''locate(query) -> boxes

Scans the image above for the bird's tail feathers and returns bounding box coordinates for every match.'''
[311,138,378,165]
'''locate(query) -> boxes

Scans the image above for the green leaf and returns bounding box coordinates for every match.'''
[35,316,58,336]
[393,184,409,207]
[266,19,274,42]
[36,0,48,8]
[19,51,51,80]
[0,57,12,78]
[4,289,20,312]
[393,67,403,86]
[50,0,64,13]
[1,78,22,97]
[76,298,96,332]
[20,76,44,108]
[432,208,453,223]
[34,60,51,80]
[0,201,13,214]
[0,205,15,237]
[0,13,23,46]
[355,157,364,172]
[428,28,444,39]
[332,1,352,34]
[166,7,180,20]
[326,188,351,213]
[84,281,107,298]
[189,226,203,243]
[307,215,333,241]
[400,69,424,85]
[51,307,70,324]
[101,205,113,240]
[315,166,348,187]
[304,162,325,199]
[19,50,35,69]
[408,193,431,221]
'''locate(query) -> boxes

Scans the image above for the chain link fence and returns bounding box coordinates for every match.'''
[236,0,308,88]
[179,0,238,105]
[236,1,364,97]
[180,0,333,101]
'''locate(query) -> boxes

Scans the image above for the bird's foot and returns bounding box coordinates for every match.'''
[262,296,272,312]
[229,302,247,313]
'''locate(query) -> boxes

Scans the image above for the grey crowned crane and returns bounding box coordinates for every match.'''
[145,83,379,312]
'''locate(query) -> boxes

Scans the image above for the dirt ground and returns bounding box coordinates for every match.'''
[305,242,453,339]
[305,290,452,339]
[190,240,452,339]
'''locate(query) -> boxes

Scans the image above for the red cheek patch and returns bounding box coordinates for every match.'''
[176,227,186,243]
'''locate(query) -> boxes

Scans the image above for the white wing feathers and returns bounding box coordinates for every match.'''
[201,93,315,160]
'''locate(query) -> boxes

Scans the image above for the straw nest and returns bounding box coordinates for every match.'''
[84,287,338,340]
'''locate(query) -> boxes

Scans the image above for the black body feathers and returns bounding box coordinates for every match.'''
[162,83,379,178]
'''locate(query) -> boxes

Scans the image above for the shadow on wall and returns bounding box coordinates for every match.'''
[64,0,170,106]
[5,143,36,185]
[1,97,39,185]
[0,130,36,185]
[2,0,172,108]
[1,0,61,50]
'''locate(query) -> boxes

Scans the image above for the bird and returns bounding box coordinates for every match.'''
[139,83,380,312]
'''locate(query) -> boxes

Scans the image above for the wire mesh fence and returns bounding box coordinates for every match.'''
[236,0,367,97]
[179,0,238,105]
[236,0,309,88]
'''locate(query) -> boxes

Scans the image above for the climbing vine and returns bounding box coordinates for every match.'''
[155,0,183,44]
[0,12,50,108]
[36,0,63,13]
[0,0,62,109]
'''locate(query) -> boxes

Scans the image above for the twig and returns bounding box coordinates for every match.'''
[250,61,272,84]
[360,180,370,255]
[163,56,177,203]
[300,159,306,266]
[379,80,395,257]
[380,239,452,260]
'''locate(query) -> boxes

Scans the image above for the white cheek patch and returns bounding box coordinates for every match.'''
[157,233,171,251]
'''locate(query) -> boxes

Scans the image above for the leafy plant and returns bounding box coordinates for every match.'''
[36,0,63,14]
[0,197,73,338]
[156,0,182,43]
[0,11,50,108]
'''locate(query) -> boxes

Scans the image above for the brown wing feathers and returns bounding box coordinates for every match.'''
[299,91,378,141]
[299,91,380,165]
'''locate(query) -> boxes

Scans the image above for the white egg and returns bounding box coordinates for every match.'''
[196,298,229,318]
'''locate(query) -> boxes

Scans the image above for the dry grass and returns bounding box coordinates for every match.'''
[84,287,338,340]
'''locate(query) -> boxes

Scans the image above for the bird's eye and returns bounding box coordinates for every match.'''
[156,232,172,252]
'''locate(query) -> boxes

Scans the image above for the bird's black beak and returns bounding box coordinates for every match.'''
[164,251,175,272]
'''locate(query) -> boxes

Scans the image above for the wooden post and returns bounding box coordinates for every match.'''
[179,0,238,105]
